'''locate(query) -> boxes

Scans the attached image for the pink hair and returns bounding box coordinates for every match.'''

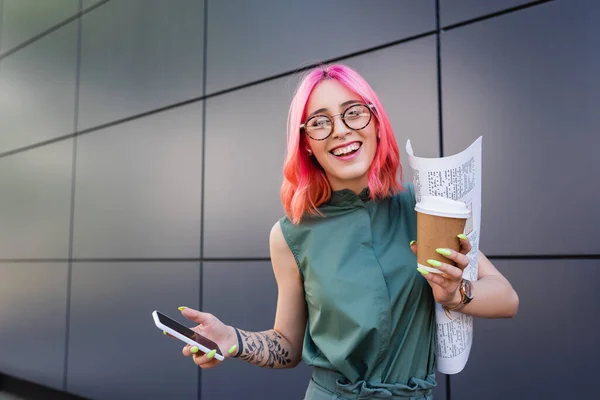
[281,64,403,224]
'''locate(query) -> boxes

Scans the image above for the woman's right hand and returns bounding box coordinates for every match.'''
[178,306,238,369]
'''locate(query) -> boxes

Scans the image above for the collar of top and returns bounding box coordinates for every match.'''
[327,187,371,207]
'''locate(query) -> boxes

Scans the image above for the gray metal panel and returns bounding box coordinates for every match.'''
[206,0,436,94]
[82,0,103,10]
[342,36,440,163]
[202,261,313,399]
[204,38,439,258]
[433,373,447,400]
[72,102,203,259]
[203,77,291,259]
[452,259,600,400]
[440,0,535,26]
[0,0,3,49]
[0,263,68,390]
[77,0,204,131]
[66,262,200,400]
[0,21,77,153]
[0,140,72,259]
[0,0,78,52]
[442,0,600,255]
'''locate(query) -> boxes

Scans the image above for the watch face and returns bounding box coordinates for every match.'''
[464,280,473,299]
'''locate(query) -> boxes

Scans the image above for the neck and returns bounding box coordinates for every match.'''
[328,175,369,195]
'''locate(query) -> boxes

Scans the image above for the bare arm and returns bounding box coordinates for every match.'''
[413,238,519,320]
[230,221,307,368]
[452,251,519,318]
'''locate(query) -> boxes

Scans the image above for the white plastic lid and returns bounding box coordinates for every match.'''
[414,196,470,219]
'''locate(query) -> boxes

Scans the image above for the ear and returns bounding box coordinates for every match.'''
[306,148,313,156]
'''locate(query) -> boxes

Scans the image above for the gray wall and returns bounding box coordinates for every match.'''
[0,1,598,399]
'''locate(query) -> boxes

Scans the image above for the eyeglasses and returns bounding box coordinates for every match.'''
[300,103,375,141]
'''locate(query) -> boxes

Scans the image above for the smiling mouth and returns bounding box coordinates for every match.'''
[329,142,362,157]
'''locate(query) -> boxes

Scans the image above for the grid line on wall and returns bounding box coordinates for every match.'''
[0,0,110,61]
[434,0,451,398]
[62,0,84,391]
[0,0,556,163]
[0,1,590,398]
[441,0,554,32]
[0,30,434,160]
[198,0,209,399]
[0,0,4,50]
[1,254,598,264]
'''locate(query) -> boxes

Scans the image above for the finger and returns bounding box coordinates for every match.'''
[162,331,176,340]
[418,268,452,288]
[434,248,470,270]
[179,306,213,325]
[427,260,463,281]
[197,358,221,369]
[419,263,461,289]
[458,234,472,254]
[182,344,193,357]
[192,349,220,367]
[423,259,464,281]
[410,240,417,255]
[194,356,221,369]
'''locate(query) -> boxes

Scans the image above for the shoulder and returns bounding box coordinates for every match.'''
[271,217,304,261]
[270,219,304,279]
[270,219,291,254]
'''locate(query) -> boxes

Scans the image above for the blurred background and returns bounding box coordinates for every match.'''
[0,0,598,399]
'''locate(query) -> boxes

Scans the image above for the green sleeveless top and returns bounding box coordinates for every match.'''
[280,184,436,389]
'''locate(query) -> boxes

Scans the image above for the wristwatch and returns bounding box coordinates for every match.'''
[446,278,473,312]
[443,279,473,319]
[459,278,474,305]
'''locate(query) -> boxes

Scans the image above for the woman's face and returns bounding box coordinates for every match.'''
[304,79,378,193]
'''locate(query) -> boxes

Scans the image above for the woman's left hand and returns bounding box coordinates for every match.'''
[410,236,471,307]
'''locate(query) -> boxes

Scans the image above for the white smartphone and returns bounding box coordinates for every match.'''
[152,310,224,361]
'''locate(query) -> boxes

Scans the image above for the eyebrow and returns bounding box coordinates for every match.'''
[307,100,362,118]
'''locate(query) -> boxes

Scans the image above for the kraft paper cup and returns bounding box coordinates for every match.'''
[415,196,470,274]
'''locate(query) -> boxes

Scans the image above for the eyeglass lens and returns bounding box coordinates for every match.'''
[304,104,372,140]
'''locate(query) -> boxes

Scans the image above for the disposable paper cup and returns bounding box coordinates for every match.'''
[415,196,470,274]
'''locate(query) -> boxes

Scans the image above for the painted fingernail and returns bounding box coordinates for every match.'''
[207,349,217,359]
[457,234,468,240]
[178,306,187,311]
[228,345,237,354]
[436,248,452,256]
[427,259,442,267]
[190,346,199,354]
[410,240,416,246]
[417,267,429,275]
[163,331,167,335]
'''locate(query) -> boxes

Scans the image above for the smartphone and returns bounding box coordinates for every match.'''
[152,310,224,361]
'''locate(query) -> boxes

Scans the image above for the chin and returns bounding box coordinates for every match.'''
[329,165,370,183]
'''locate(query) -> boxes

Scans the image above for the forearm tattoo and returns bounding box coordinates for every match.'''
[236,329,292,368]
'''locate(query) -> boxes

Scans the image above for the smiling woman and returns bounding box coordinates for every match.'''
[172,64,518,400]
[282,65,402,223]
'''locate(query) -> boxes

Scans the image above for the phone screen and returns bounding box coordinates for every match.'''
[156,311,223,356]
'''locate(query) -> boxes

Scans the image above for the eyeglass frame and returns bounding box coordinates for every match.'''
[300,103,377,141]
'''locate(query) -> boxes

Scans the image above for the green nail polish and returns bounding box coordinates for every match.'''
[416,267,429,275]
[178,306,187,311]
[409,240,416,246]
[228,345,237,354]
[436,248,452,256]
[457,234,468,240]
[207,349,217,359]
[190,346,199,354]
[427,259,442,267]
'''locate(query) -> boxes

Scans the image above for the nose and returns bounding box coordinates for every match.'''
[330,114,350,139]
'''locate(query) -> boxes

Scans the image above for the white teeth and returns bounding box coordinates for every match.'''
[332,142,361,156]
